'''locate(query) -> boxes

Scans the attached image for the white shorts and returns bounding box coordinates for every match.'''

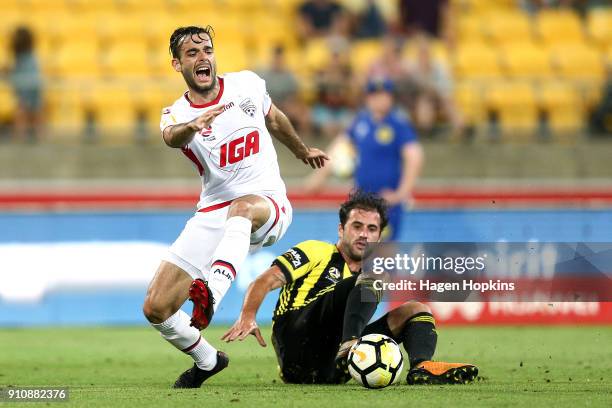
[162,194,293,280]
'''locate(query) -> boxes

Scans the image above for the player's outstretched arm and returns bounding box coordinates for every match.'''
[265,104,329,169]
[221,266,287,346]
[162,103,225,148]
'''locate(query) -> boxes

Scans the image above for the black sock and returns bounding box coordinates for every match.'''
[341,280,380,342]
[401,312,437,368]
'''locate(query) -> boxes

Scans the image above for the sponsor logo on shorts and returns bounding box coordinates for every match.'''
[213,267,233,280]
[282,247,309,269]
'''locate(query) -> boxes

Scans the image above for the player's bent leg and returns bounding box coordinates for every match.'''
[143,261,228,388]
[194,195,271,331]
[384,301,478,385]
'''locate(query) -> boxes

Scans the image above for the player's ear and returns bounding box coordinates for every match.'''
[338,222,344,239]
[172,58,181,72]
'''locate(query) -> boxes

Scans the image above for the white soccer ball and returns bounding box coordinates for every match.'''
[330,138,355,179]
[347,333,404,389]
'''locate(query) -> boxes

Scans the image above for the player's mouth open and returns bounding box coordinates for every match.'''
[195,66,211,81]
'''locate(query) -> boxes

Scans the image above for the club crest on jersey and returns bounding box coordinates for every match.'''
[239,98,257,117]
[326,266,341,282]
[199,126,215,141]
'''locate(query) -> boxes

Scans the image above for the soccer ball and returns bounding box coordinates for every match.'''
[330,138,355,179]
[347,333,404,389]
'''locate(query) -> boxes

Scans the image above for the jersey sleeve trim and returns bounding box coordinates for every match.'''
[272,259,293,283]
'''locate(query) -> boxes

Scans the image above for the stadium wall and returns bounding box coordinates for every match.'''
[1,208,611,327]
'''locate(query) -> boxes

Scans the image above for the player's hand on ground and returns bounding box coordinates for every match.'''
[336,338,358,360]
[298,147,330,169]
[221,317,267,347]
[189,103,225,131]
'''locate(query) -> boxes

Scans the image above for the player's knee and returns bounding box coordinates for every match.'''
[142,294,172,324]
[228,200,254,220]
[390,301,431,323]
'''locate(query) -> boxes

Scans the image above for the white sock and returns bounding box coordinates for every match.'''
[151,310,218,370]
[208,216,251,310]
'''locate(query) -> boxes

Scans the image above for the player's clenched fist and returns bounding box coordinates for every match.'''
[188,103,225,131]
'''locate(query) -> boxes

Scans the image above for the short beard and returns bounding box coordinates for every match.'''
[182,66,217,95]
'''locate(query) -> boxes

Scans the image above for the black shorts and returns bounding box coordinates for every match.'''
[271,275,395,384]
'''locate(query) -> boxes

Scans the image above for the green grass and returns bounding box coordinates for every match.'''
[0,326,611,407]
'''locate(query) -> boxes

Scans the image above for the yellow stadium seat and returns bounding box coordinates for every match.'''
[456,15,484,42]
[50,40,102,78]
[46,13,99,45]
[82,82,136,141]
[538,81,583,135]
[350,40,384,74]
[536,9,585,46]
[587,8,612,49]
[551,44,605,82]
[485,81,538,135]
[453,43,502,79]
[46,86,86,134]
[103,40,151,78]
[97,16,148,45]
[0,82,17,122]
[483,12,533,45]
[454,81,485,125]
[502,43,552,79]
[304,39,332,73]
[215,42,250,73]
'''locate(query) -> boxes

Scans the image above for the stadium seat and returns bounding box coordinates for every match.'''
[83,82,137,141]
[304,39,332,73]
[46,86,86,135]
[586,8,612,49]
[483,12,533,45]
[536,9,585,46]
[538,82,583,135]
[456,15,484,43]
[453,43,502,79]
[97,15,148,45]
[551,44,605,82]
[350,40,384,75]
[50,40,102,78]
[214,42,249,74]
[501,43,552,79]
[102,40,151,78]
[0,82,17,122]
[454,81,485,126]
[484,81,538,136]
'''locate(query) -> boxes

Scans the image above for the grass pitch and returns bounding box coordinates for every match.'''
[0,325,610,407]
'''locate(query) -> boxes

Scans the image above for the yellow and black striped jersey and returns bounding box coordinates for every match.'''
[272,240,356,318]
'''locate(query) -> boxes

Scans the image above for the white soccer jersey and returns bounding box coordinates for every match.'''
[160,71,287,210]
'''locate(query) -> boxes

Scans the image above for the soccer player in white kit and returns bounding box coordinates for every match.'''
[142,26,329,388]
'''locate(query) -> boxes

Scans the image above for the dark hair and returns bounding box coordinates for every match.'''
[169,25,215,59]
[11,26,34,56]
[339,190,389,230]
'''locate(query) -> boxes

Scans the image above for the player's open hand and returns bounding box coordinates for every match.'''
[221,317,267,347]
[189,103,225,131]
[299,147,330,169]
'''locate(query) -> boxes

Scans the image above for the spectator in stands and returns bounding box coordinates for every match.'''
[8,26,43,142]
[312,48,355,139]
[353,0,388,39]
[366,36,412,106]
[404,35,462,137]
[259,45,311,133]
[298,0,347,40]
[590,65,612,136]
[398,0,453,48]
